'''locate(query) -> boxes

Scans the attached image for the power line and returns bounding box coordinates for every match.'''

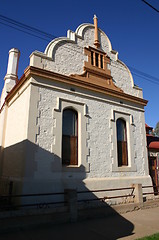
[131,72,159,86]
[110,60,159,86]
[0,20,50,42]
[128,65,159,83]
[0,14,84,54]
[0,14,55,40]
[0,14,87,56]
[0,14,159,87]
[141,0,159,13]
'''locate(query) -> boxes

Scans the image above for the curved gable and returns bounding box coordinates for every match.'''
[29,18,143,98]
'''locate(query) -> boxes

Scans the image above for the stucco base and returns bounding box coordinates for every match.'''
[15,175,153,207]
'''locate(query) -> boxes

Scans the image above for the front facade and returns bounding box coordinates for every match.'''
[0,17,152,203]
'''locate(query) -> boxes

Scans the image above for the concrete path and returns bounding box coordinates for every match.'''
[0,206,159,240]
[119,207,159,239]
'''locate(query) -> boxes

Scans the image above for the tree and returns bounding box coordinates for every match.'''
[154,122,159,137]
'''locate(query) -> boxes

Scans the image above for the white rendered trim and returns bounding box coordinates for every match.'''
[110,110,137,172]
[52,97,90,172]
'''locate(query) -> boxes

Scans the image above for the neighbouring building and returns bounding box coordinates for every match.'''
[0,16,153,205]
[146,124,159,194]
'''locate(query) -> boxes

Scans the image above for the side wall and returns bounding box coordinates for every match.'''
[0,106,7,176]
[21,78,152,199]
[2,82,31,179]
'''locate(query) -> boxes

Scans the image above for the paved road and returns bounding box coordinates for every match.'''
[0,206,159,240]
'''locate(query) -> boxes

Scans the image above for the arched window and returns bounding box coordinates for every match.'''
[116,118,128,166]
[62,109,78,165]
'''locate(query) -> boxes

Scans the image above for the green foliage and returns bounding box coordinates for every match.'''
[137,233,159,239]
[154,122,159,137]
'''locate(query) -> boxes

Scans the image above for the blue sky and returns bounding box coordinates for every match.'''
[0,0,159,128]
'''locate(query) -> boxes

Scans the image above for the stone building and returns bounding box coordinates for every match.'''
[0,16,152,204]
[146,124,159,194]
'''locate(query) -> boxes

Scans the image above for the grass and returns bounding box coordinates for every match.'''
[137,233,159,239]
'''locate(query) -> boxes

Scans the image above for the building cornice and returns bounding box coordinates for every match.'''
[5,66,148,107]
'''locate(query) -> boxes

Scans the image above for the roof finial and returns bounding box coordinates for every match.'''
[93,15,100,48]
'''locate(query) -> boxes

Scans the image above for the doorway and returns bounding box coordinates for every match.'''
[149,156,158,195]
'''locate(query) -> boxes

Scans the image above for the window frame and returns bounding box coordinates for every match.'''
[111,110,137,172]
[52,97,90,172]
[62,108,78,166]
[116,118,128,167]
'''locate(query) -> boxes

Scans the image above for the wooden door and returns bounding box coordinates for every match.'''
[149,157,158,195]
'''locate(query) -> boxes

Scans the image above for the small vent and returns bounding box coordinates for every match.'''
[91,50,104,69]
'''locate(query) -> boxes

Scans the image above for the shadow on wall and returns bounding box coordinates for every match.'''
[0,140,134,239]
